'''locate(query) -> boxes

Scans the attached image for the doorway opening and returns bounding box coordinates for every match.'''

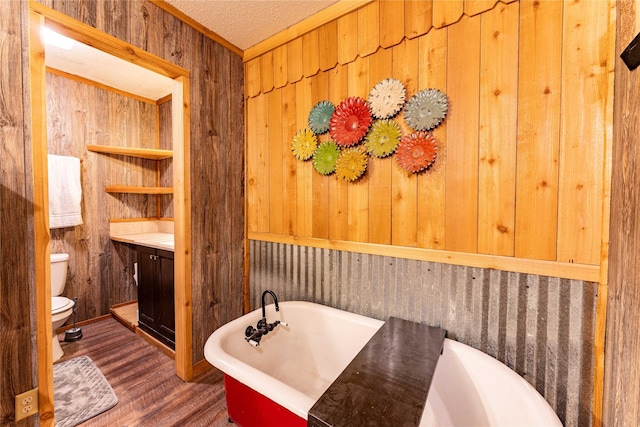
[28,3,192,422]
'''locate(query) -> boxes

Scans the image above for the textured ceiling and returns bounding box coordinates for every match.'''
[165,0,339,50]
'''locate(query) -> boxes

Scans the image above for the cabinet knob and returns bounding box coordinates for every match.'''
[149,254,159,261]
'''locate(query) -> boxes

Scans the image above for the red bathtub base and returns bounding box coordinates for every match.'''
[224,374,307,427]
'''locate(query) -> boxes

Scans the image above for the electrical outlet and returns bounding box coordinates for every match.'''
[15,388,38,421]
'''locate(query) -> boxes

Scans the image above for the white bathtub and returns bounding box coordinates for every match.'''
[204,301,562,426]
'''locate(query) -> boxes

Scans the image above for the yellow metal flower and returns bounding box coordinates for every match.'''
[335,147,368,182]
[291,129,317,160]
[365,119,401,158]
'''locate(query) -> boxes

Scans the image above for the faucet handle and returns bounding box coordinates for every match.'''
[267,320,288,330]
[257,318,268,331]
[245,329,262,346]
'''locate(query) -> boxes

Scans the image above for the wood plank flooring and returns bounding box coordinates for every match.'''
[56,317,231,426]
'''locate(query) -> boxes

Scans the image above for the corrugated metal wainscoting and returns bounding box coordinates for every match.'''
[249,240,597,427]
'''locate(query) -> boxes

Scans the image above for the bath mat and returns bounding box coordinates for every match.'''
[53,356,118,427]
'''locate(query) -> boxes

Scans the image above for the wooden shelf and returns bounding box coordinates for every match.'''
[87,144,173,160]
[105,186,173,194]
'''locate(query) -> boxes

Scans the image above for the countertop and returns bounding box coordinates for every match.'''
[308,317,447,427]
[110,232,174,252]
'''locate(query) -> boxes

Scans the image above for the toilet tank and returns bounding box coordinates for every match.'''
[50,253,69,296]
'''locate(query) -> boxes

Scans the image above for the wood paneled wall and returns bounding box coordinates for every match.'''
[605,0,640,424]
[245,0,615,277]
[38,0,245,365]
[0,0,38,425]
[47,72,159,321]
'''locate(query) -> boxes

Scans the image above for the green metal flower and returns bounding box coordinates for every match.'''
[312,141,340,175]
[291,129,317,160]
[365,120,402,158]
[335,147,368,182]
[308,100,335,135]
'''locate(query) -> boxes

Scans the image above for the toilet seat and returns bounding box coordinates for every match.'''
[52,296,74,315]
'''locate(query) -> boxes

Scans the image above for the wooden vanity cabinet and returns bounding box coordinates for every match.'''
[136,245,175,350]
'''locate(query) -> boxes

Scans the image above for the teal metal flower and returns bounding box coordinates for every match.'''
[312,141,340,175]
[365,120,402,158]
[404,88,448,131]
[308,100,335,135]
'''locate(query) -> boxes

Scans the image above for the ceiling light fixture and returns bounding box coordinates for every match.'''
[42,27,76,50]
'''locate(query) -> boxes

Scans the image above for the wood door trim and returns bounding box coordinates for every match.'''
[28,9,55,425]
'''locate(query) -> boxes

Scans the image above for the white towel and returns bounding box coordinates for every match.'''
[48,154,83,229]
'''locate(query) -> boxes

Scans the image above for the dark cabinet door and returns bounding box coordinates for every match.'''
[158,249,175,344]
[136,246,175,349]
[137,245,157,332]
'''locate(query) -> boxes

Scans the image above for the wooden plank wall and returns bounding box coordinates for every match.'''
[46,72,157,320]
[0,0,38,425]
[245,0,615,275]
[37,0,245,365]
[604,0,640,424]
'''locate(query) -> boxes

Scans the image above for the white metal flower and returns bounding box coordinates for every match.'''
[404,88,448,131]
[368,78,406,119]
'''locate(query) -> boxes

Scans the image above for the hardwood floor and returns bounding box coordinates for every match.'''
[56,317,231,426]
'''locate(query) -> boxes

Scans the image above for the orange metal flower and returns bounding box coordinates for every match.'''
[395,131,438,173]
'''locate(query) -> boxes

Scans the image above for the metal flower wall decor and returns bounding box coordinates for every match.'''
[309,101,335,135]
[365,120,401,158]
[330,97,372,147]
[313,141,340,175]
[291,129,317,160]
[335,147,369,182]
[291,78,448,182]
[396,131,438,173]
[404,89,448,131]
[368,78,406,119]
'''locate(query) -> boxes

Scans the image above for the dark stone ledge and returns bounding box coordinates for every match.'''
[308,317,446,427]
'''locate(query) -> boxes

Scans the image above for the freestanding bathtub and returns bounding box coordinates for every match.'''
[204,301,562,426]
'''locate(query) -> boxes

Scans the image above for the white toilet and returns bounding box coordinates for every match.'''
[50,253,75,362]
